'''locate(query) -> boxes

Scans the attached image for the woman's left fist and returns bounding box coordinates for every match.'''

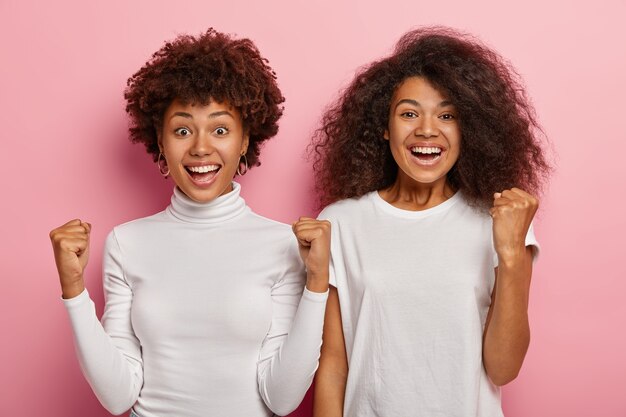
[292,218,331,287]
[490,188,538,262]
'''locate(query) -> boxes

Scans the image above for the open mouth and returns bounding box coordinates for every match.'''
[409,146,443,163]
[185,164,221,183]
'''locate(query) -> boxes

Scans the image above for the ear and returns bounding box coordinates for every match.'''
[157,129,165,154]
[383,129,390,141]
[241,133,250,155]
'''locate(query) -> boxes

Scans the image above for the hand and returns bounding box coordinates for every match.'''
[49,219,91,299]
[490,188,538,265]
[292,218,331,292]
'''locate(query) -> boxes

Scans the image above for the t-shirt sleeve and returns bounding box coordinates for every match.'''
[256,240,328,416]
[62,230,143,415]
[492,222,541,267]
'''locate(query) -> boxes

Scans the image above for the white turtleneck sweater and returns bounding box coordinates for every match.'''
[63,183,328,417]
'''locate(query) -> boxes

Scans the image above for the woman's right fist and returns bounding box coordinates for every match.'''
[49,219,91,299]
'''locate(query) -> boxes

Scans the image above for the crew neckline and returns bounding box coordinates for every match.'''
[167,182,249,224]
[370,189,462,219]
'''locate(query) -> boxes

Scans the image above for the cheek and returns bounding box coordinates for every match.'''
[218,140,245,162]
[444,126,462,150]
[162,140,182,160]
[167,151,188,168]
[388,140,407,168]
[387,128,408,151]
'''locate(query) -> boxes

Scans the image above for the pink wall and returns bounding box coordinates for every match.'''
[1,0,625,415]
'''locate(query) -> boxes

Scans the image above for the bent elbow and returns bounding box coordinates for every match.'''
[263,386,306,417]
[262,384,307,417]
[98,392,137,416]
[270,403,299,417]
[103,403,133,416]
[488,368,520,386]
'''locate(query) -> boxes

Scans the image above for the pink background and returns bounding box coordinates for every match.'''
[1,0,625,416]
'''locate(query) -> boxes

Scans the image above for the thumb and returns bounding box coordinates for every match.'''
[81,221,92,234]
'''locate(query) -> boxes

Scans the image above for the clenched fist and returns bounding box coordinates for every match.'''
[292,217,331,293]
[49,219,91,299]
[490,188,538,264]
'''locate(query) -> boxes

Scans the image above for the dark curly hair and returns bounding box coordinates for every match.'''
[311,26,551,208]
[124,28,285,168]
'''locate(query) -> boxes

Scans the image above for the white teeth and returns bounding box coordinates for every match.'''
[410,146,442,154]
[187,165,219,173]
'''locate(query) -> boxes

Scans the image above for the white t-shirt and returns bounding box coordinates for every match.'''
[63,182,328,417]
[319,190,538,417]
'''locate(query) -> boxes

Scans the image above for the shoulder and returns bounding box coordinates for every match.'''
[112,210,168,231]
[318,193,374,221]
[244,211,303,271]
[245,210,293,236]
[107,210,169,245]
[240,210,299,253]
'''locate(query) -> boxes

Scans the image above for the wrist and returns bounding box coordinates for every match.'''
[306,273,330,293]
[496,246,528,268]
[61,281,85,299]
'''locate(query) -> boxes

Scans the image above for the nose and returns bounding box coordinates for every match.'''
[414,116,438,138]
[189,133,214,156]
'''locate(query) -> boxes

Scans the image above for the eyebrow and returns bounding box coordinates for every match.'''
[208,110,235,119]
[169,110,235,120]
[170,112,193,119]
[394,99,454,109]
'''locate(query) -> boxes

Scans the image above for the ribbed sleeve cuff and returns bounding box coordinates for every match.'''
[62,289,97,330]
[301,287,329,302]
[62,288,90,307]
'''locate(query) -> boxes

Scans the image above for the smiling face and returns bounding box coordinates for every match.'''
[385,76,461,190]
[160,99,249,203]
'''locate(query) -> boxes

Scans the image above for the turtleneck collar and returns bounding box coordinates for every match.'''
[167,182,249,224]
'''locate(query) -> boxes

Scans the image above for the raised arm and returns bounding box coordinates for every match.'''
[51,222,143,415]
[482,188,538,386]
[257,219,331,416]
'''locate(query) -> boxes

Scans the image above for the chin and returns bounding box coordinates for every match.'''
[188,182,233,203]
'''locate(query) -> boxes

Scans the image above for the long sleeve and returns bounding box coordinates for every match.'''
[63,230,143,415]
[257,244,329,416]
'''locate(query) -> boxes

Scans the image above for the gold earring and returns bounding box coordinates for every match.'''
[157,152,170,177]
[237,153,249,176]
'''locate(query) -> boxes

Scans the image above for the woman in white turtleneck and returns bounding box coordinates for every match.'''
[49,30,330,417]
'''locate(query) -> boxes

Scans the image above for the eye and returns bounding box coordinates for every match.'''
[440,113,456,121]
[174,127,192,136]
[400,111,418,119]
[214,126,229,136]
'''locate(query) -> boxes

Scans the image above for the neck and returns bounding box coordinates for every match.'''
[379,173,456,211]
[167,181,248,224]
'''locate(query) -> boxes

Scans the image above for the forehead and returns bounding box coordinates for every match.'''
[392,76,450,103]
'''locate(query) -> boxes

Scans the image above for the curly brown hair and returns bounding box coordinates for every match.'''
[124,28,285,167]
[311,26,550,208]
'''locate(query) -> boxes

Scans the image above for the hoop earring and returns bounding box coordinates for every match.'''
[237,153,249,176]
[157,152,170,177]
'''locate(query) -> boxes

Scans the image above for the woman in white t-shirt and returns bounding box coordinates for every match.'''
[49,29,331,417]
[311,27,551,417]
